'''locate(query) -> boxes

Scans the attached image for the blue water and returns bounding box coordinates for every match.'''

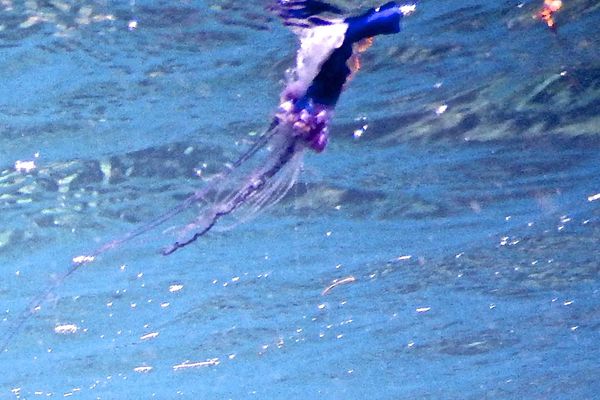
[1,0,599,398]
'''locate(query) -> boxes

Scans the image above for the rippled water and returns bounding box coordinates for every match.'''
[1,0,599,399]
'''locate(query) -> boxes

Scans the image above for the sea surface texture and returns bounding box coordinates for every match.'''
[1,0,599,399]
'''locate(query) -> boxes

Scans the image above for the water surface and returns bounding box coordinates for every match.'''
[1,0,599,398]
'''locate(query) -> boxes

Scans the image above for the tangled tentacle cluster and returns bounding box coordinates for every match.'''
[277,100,332,152]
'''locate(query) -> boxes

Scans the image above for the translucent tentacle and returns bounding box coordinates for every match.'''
[164,131,303,254]
[220,148,303,228]
[0,122,283,353]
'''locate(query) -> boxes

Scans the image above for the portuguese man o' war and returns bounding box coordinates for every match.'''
[1,0,415,351]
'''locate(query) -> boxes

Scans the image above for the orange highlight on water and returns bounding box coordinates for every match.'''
[536,0,562,31]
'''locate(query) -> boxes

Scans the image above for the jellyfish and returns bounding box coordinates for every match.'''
[75,0,416,258]
[1,0,415,351]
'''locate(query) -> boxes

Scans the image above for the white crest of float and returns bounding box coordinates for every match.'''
[287,22,348,97]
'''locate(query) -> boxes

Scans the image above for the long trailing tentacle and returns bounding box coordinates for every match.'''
[218,144,303,228]
[0,263,81,352]
[76,119,282,262]
[162,133,303,255]
[0,121,282,353]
